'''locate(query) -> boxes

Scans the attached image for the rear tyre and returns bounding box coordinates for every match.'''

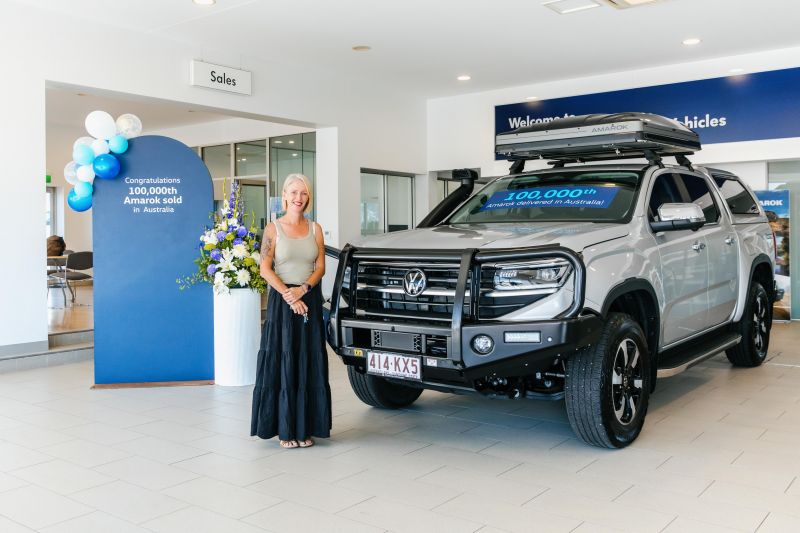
[565,312,651,448]
[346,366,423,408]
[726,281,771,367]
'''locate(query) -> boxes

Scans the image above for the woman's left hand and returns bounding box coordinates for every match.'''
[282,286,305,305]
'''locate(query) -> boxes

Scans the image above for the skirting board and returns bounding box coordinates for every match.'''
[92,380,214,389]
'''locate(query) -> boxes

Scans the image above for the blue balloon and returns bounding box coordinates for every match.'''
[93,153,120,180]
[73,144,95,166]
[108,134,129,154]
[67,188,92,212]
[74,180,93,198]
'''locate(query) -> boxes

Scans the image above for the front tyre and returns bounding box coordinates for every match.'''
[726,281,771,367]
[565,312,651,448]
[346,366,422,409]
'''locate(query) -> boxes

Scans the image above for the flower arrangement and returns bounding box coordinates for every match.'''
[179,179,266,294]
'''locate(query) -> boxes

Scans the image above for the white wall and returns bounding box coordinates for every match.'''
[427,46,800,179]
[0,1,426,351]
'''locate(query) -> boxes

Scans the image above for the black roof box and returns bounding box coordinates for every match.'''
[495,112,700,163]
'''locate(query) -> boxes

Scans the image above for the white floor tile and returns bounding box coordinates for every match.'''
[162,476,281,519]
[243,500,382,533]
[10,459,114,495]
[71,480,188,524]
[340,495,484,533]
[0,441,53,472]
[60,422,144,446]
[0,515,36,533]
[94,456,201,491]
[39,438,131,468]
[114,436,207,464]
[249,472,369,513]
[0,485,93,529]
[142,506,269,533]
[172,453,281,487]
[186,434,278,461]
[39,511,153,533]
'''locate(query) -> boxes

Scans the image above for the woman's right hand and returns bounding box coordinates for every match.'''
[290,300,308,315]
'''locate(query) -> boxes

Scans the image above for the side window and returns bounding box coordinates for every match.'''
[713,177,760,215]
[648,174,682,221]
[677,173,720,224]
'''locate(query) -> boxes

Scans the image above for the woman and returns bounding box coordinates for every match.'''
[251,173,331,449]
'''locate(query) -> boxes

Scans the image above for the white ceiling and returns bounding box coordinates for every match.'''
[24,0,800,98]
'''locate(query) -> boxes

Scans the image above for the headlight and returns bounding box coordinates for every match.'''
[342,266,351,288]
[490,258,572,291]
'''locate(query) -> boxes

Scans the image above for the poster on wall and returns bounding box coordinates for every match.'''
[755,190,790,320]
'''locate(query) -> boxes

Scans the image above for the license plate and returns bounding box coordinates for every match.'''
[367,351,421,381]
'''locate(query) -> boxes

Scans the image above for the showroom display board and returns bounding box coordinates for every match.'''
[756,189,791,321]
[93,135,214,385]
[495,66,800,157]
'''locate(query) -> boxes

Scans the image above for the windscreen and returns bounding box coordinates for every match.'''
[447,170,642,224]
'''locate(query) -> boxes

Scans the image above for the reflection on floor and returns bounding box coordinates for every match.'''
[48,285,93,334]
[0,324,798,531]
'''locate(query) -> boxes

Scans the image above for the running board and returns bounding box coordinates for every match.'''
[656,333,741,378]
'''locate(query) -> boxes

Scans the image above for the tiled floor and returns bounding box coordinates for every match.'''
[0,323,799,532]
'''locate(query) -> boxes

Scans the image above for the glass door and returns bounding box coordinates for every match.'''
[360,171,414,235]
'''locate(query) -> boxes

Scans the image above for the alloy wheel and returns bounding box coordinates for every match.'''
[611,338,644,425]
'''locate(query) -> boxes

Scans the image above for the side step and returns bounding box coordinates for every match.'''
[656,333,741,378]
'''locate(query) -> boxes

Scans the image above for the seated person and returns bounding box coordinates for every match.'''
[47,235,66,257]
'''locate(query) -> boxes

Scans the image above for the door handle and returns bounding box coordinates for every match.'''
[692,242,706,252]
[725,236,735,246]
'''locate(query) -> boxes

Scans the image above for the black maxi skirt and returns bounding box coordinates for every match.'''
[251,285,332,441]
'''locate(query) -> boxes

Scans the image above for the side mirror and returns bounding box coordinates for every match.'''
[650,203,706,232]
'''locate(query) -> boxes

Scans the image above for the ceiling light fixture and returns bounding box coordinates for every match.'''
[241,158,246,161]
[352,45,371,52]
[543,0,601,15]
[292,153,298,157]
[193,0,216,5]
[288,140,295,144]
[729,68,744,74]
[273,140,282,144]
[602,0,660,9]
[457,75,471,81]
[525,96,539,101]
[682,38,701,46]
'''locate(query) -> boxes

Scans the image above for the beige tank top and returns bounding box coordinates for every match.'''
[273,220,318,285]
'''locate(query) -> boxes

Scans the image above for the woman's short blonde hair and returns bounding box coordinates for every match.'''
[281,173,313,214]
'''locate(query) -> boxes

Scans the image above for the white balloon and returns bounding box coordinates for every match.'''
[73,136,94,151]
[76,164,95,183]
[64,161,79,185]
[85,110,117,140]
[116,113,143,139]
[91,138,110,156]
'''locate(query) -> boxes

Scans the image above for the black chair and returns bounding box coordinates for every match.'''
[49,251,92,303]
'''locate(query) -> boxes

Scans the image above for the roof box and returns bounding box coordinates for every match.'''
[495,112,700,163]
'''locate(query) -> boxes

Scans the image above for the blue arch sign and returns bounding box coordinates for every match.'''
[495,66,800,158]
[93,135,214,385]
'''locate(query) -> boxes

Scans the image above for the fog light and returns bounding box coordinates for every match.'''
[472,335,494,355]
[504,331,542,343]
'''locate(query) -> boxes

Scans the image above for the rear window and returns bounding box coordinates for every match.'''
[447,170,642,224]
[713,177,760,215]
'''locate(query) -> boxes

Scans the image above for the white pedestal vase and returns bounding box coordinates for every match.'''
[213,288,261,386]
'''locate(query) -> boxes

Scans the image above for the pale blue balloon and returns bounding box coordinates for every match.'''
[108,134,129,154]
[67,188,92,212]
[74,180,93,198]
[73,144,95,166]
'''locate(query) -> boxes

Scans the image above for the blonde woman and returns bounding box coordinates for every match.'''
[251,174,331,449]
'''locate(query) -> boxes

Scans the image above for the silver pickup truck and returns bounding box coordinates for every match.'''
[327,113,776,448]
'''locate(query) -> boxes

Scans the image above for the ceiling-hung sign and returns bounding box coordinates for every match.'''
[190,60,252,96]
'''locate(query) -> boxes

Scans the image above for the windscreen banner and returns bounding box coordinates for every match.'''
[495,66,800,159]
[755,190,790,321]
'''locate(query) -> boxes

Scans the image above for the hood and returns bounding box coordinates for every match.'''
[354,222,630,252]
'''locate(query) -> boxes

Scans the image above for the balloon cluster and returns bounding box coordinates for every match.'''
[64,111,143,212]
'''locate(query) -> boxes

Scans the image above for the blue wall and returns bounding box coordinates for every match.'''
[93,135,214,384]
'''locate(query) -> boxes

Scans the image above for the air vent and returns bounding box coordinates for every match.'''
[602,0,664,8]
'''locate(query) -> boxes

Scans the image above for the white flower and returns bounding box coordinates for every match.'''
[229,218,238,226]
[235,269,251,287]
[232,243,248,259]
[202,231,218,246]
[250,251,261,265]
[218,249,235,272]
[213,272,230,294]
[220,200,230,215]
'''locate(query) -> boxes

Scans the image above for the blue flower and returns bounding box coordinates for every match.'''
[207,264,217,276]
[253,241,260,250]
[233,238,244,245]
[210,249,222,261]
[236,226,248,238]
[216,231,226,241]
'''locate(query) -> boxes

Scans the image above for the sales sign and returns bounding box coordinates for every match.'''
[495,66,800,159]
[190,59,252,96]
[481,185,620,211]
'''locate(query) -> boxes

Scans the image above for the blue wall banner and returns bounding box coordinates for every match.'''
[93,135,214,384]
[755,189,791,321]
[495,67,800,158]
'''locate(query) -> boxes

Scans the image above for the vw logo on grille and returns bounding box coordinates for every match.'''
[402,268,427,297]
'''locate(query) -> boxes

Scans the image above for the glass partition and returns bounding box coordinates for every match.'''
[360,171,414,235]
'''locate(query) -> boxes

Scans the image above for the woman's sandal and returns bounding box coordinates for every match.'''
[298,438,314,448]
[279,439,299,449]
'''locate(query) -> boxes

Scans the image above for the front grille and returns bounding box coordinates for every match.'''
[354,262,469,323]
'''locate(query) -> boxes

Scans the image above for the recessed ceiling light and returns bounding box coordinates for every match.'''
[273,140,282,144]
[729,68,744,74]
[682,38,701,46]
[352,45,371,52]
[543,0,601,15]
[457,75,471,81]
[525,96,539,101]
[288,140,295,144]
[602,0,660,8]
[241,158,246,161]
[292,153,298,157]
[193,0,215,5]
